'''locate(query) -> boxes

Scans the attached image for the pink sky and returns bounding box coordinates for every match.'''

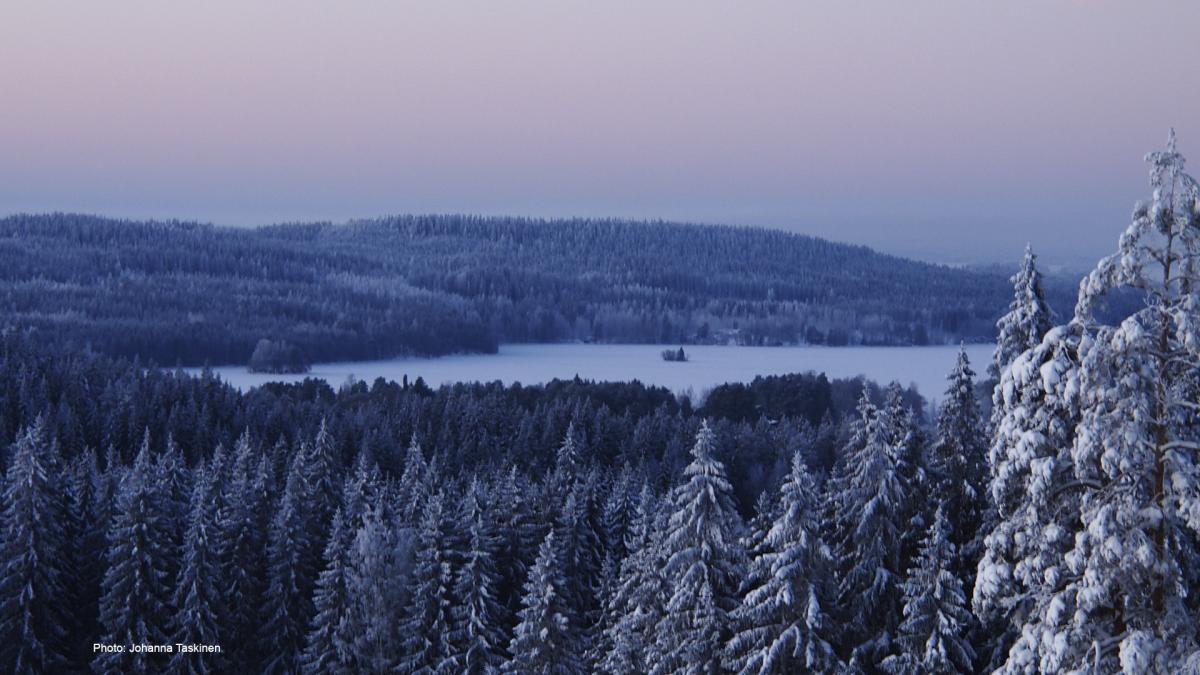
[2,1,1198,263]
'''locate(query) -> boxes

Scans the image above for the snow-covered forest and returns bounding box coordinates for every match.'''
[0,212,1089,367]
[2,136,1199,674]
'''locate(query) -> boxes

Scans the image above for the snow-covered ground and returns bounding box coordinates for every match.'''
[196,343,995,402]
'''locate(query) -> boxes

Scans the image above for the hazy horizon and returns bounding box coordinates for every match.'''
[4,1,1199,266]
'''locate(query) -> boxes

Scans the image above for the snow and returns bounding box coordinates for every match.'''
[194,342,996,401]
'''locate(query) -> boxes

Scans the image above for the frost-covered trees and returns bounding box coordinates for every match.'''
[262,454,316,675]
[831,389,908,669]
[300,508,357,675]
[345,509,411,674]
[450,481,509,674]
[96,436,177,674]
[930,348,988,574]
[649,421,747,675]
[883,505,975,675]
[726,453,839,674]
[398,492,459,674]
[168,466,227,675]
[0,419,71,674]
[596,487,665,675]
[991,244,1055,384]
[978,131,1200,671]
[503,530,585,675]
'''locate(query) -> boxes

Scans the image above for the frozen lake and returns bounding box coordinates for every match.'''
[196,343,995,402]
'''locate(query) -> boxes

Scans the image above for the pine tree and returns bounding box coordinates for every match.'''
[262,453,315,675]
[882,505,974,675]
[649,421,746,675]
[450,480,509,674]
[502,530,585,675]
[832,389,907,670]
[726,453,839,674]
[930,347,988,576]
[979,132,1200,672]
[95,434,177,675]
[167,464,227,675]
[398,491,459,674]
[0,419,71,674]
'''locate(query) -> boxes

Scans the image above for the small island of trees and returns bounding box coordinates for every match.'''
[247,338,310,373]
[661,346,688,362]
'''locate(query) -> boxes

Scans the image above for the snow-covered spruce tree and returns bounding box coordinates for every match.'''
[973,321,1082,671]
[930,347,989,576]
[648,420,747,675]
[345,507,411,674]
[167,464,227,675]
[832,388,907,670]
[597,485,665,675]
[96,434,177,675]
[490,466,540,630]
[502,530,586,675]
[396,435,429,525]
[726,452,840,674]
[990,244,1055,386]
[882,505,975,675]
[882,382,928,571]
[981,131,1200,672]
[262,453,316,675]
[0,419,71,674]
[217,451,274,673]
[300,507,357,675]
[397,491,459,675]
[449,479,509,674]
[553,476,605,643]
[65,448,106,663]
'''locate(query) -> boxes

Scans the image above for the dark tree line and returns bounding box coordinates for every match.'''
[0,212,1080,366]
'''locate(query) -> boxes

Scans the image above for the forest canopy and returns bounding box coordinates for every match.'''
[0,213,1079,366]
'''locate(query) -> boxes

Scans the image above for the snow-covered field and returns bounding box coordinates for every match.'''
[197,343,995,402]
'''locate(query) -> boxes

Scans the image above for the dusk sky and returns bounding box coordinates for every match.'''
[3,1,1198,264]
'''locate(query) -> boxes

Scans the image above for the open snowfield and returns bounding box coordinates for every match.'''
[197,343,995,402]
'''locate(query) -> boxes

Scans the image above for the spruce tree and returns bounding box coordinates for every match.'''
[832,389,906,670]
[726,453,839,674]
[882,505,975,675]
[262,453,314,675]
[345,507,411,674]
[397,491,459,674]
[990,244,1054,384]
[649,421,746,675]
[167,464,227,675]
[95,434,177,675]
[930,347,988,575]
[301,507,357,675]
[597,486,664,675]
[218,452,274,672]
[0,419,71,674]
[502,530,585,675]
[450,480,508,674]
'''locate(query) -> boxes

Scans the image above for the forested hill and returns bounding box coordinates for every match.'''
[0,212,1070,365]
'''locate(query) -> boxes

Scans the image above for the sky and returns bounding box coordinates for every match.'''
[2,1,1199,265]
